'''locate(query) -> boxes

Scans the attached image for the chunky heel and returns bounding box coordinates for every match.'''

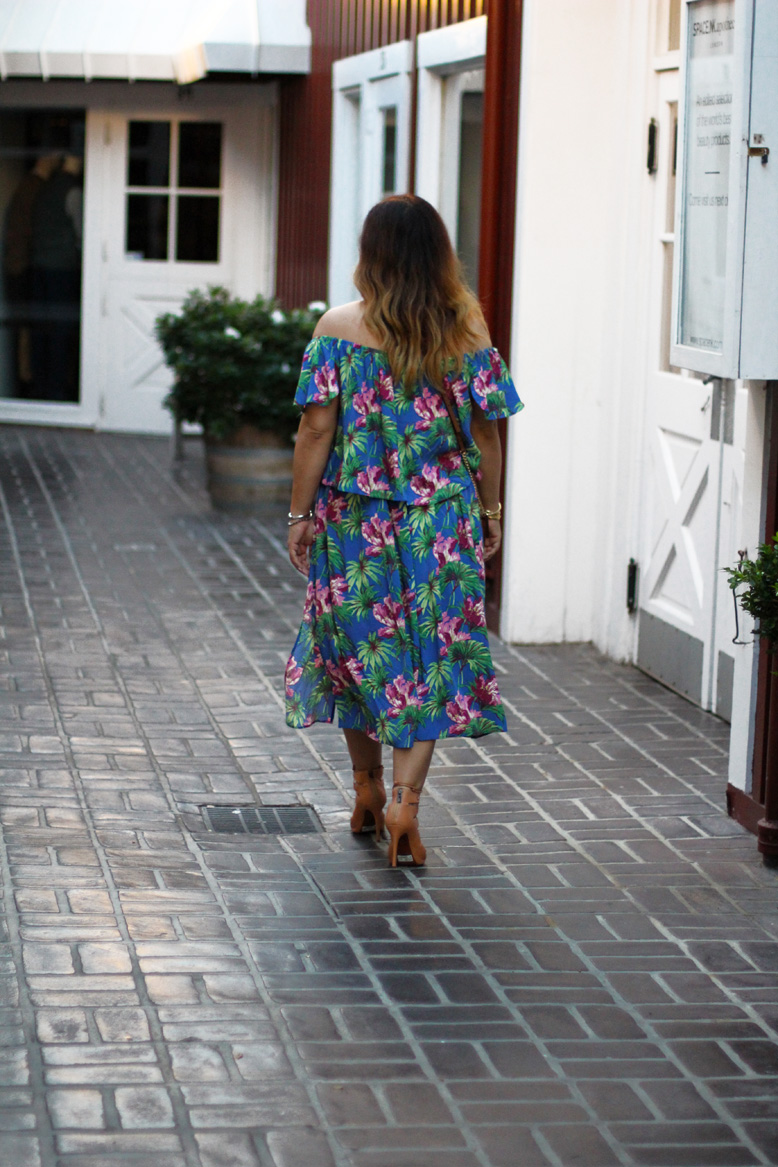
[351,766,386,840]
[386,784,426,867]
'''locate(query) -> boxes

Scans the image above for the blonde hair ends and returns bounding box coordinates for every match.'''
[354,195,487,390]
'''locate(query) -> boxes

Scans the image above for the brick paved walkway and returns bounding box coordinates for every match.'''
[0,427,777,1167]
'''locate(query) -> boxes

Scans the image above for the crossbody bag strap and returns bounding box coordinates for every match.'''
[436,387,486,516]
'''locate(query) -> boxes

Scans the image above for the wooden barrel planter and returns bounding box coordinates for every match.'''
[205,424,293,511]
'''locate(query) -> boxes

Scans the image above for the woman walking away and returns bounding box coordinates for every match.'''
[284,195,522,867]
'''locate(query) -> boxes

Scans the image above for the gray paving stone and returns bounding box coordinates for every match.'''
[1,429,777,1167]
[47,1087,105,1129]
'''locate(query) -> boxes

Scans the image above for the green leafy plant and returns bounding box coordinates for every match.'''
[156,286,325,443]
[725,534,778,650]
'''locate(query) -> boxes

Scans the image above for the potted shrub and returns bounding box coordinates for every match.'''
[156,286,324,510]
[725,534,778,650]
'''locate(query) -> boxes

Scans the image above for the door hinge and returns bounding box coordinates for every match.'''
[647,119,658,174]
[627,558,639,613]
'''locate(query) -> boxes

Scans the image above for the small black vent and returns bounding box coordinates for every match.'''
[202,805,322,835]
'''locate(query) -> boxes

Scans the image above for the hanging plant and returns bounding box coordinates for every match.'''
[725,534,778,651]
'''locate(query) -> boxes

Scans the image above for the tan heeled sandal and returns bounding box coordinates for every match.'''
[350,765,386,840]
[386,784,426,867]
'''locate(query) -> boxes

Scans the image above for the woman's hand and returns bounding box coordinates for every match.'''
[483,518,502,562]
[288,519,315,575]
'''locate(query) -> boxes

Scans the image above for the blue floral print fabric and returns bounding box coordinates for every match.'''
[293,336,522,504]
[285,338,523,747]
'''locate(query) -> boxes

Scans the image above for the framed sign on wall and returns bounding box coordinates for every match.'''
[671,0,778,379]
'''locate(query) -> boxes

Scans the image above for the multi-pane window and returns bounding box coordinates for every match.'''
[381,107,397,196]
[125,120,222,263]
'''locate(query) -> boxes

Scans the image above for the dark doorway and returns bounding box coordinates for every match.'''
[0,109,85,403]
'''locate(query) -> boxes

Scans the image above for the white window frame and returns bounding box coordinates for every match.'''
[329,41,413,307]
[415,15,487,243]
[669,0,752,378]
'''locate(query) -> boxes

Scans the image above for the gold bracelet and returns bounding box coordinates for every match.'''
[481,503,502,520]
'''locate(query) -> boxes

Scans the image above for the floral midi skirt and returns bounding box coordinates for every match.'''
[284,487,508,748]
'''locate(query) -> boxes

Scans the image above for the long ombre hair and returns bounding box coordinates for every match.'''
[354,195,487,390]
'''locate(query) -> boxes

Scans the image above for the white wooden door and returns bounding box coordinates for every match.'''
[637,67,743,718]
[90,104,271,434]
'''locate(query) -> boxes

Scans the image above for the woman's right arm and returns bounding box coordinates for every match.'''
[469,409,503,562]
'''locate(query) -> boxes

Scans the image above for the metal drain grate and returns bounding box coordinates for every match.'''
[202,805,322,835]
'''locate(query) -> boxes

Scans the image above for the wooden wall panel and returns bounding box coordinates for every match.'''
[276,0,489,308]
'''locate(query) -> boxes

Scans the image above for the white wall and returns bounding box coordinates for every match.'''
[728,384,767,791]
[500,0,767,798]
[502,0,659,659]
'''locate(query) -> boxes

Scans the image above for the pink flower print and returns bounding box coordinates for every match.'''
[325,492,348,523]
[456,517,475,550]
[353,384,380,426]
[386,675,429,717]
[285,656,303,696]
[413,387,447,430]
[344,655,364,685]
[409,463,451,499]
[382,449,400,481]
[302,581,315,624]
[325,655,362,695]
[374,598,406,639]
[362,513,395,556]
[313,362,338,403]
[449,377,468,408]
[462,595,486,628]
[376,367,395,401]
[314,581,331,618]
[437,614,470,657]
[439,450,462,474]
[356,465,390,494]
[472,369,493,406]
[325,658,348,696]
[475,539,485,580]
[446,693,477,734]
[473,674,500,707]
[433,533,460,568]
[330,575,348,607]
[489,349,503,382]
[314,495,327,533]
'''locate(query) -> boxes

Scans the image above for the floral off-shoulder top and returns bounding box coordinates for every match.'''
[294,336,523,506]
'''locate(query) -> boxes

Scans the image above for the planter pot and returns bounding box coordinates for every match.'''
[205,424,293,512]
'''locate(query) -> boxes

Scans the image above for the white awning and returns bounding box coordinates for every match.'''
[0,0,311,84]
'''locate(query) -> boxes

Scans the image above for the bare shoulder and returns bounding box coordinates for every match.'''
[469,312,492,352]
[313,301,365,340]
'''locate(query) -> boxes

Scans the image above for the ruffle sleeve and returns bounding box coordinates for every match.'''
[294,337,341,409]
[465,348,523,420]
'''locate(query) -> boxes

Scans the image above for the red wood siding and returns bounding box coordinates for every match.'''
[276,0,489,310]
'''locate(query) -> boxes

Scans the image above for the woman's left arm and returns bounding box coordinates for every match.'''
[470,411,503,562]
[288,400,338,575]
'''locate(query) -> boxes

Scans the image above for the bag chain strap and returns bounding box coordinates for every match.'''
[435,388,487,516]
